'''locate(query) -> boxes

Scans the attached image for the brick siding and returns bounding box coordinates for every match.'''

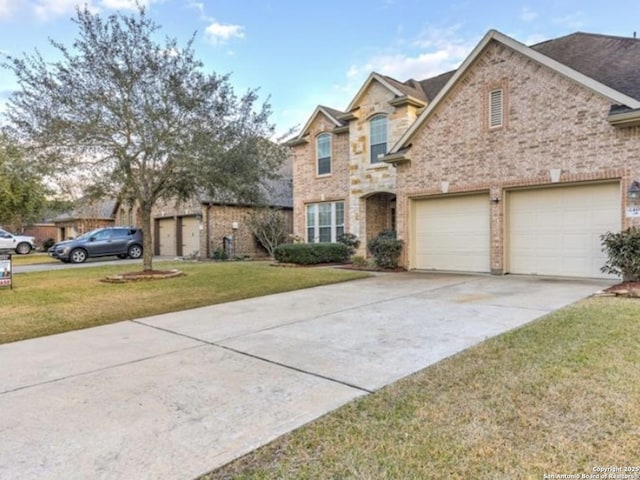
[396,40,640,272]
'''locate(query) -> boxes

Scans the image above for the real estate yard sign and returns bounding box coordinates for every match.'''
[0,254,12,289]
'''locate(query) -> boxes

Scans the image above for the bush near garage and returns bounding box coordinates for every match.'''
[274,243,350,265]
[368,229,404,269]
[601,227,640,282]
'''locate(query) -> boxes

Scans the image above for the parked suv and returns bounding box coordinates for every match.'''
[0,228,36,254]
[49,227,143,263]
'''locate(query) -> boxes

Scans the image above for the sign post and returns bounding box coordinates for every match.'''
[0,253,12,290]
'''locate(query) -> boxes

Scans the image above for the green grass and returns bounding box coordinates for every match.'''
[10,253,59,266]
[0,261,369,344]
[203,296,640,480]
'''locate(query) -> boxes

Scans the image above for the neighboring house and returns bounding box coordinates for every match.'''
[116,164,293,259]
[21,222,56,249]
[51,198,116,241]
[289,29,640,279]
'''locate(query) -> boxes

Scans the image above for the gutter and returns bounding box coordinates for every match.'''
[608,108,640,127]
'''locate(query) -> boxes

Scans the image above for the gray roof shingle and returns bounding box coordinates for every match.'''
[531,32,640,102]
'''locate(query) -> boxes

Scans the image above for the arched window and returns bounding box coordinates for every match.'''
[370,115,387,163]
[316,133,331,175]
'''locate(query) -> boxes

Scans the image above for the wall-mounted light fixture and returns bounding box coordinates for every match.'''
[628,180,640,201]
[491,197,500,204]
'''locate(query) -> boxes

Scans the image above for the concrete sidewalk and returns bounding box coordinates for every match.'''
[0,272,611,480]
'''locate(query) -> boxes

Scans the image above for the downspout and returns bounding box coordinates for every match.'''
[205,203,211,259]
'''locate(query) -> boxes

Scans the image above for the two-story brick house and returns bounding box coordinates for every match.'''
[290,29,640,279]
[286,72,449,250]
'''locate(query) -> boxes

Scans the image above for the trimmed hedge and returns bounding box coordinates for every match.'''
[274,243,350,265]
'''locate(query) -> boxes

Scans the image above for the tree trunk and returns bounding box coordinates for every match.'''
[140,202,154,271]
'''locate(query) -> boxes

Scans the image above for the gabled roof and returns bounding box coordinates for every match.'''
[531,32,640,102]
[389,29,640,155]
[345,73,405,113]
[52,197,116,222]
[286,105,347,145]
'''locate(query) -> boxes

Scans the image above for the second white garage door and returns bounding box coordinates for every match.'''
[181,216,200,257]
[412,194,490,272]
[157,218,176,257]
[508,182,620,278]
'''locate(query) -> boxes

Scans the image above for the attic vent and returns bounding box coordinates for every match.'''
[489,89,504,128]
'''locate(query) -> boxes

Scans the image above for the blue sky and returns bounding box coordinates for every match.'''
[1,0,639,137]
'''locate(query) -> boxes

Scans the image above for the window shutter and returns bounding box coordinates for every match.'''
[489,89,503,128]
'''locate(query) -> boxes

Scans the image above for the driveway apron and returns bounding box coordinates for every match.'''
[0,272,611,480]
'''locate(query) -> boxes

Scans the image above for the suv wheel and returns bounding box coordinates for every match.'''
[70,248,88,263]
[128,245,143,259]
[15,242,32,255]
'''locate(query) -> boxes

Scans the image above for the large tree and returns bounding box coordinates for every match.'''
[2,6,285,270]
[0,134,48,230]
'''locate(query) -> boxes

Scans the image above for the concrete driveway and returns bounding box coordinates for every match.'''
[0,272,610,480]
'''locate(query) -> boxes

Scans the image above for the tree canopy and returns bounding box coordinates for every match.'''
[0,134,48,230]
[2,6,285,269]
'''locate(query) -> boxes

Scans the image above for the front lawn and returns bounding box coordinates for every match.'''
[204,296,640,479]
[0,261,369,344]
[10,253,59,266]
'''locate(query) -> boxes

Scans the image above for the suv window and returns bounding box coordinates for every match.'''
[112,229,130,238]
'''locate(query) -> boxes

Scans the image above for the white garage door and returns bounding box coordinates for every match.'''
[413,194,490,272]
[508,183,620,278]
[157,218,176,257]
[181,216,200,257]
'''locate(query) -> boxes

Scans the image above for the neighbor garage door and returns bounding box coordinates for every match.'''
[412,194,490,272]
[508,182,620,278]
[180,216,200,257]
[157,218,176,257]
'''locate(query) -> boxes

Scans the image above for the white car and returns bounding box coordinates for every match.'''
[0,228,36,254]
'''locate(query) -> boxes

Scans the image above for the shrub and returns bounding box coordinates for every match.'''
[337,233,360,256]
[351,255,369,268]
[212,248,228,261]
[246,208,287,258]
[274,243,350,265]
[367,229,404,269]
[601,227,640,281]
[43,238,55,250]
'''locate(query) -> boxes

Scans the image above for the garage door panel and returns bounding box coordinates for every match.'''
[158,218,176,257]
[413,194,490,273]
[508,183,620,278]
[181,217,200,257]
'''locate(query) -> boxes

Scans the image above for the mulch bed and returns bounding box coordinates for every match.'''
[101,269,185,283]
[601,281,640,297]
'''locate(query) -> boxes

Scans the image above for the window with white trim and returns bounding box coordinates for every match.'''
[370,115,387,163]
[306,201,344,243]
[489,89,504,128]
[316,133,331,175]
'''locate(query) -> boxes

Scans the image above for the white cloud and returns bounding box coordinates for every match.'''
[0,0,21,20]
[100,0,151,9]
[205,21,245,45]
[347,25,474,84]
[552,11,586,29]
[33,0,85,21]
[520,7,538,22]
[31,0,154,22]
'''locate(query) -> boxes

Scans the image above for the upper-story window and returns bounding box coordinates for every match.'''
[488,88,504,128]
[370,115,387,163]
[316,133,331,175]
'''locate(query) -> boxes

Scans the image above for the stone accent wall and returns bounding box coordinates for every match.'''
[397,40,640,272]
[291,79,424,256]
